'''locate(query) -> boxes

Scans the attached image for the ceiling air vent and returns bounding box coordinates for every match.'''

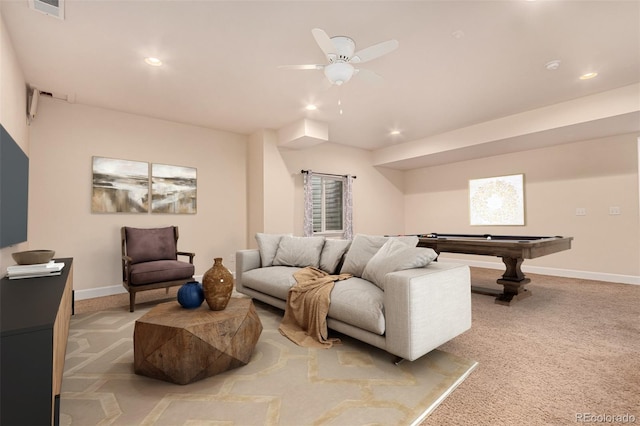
[28,0,64,20]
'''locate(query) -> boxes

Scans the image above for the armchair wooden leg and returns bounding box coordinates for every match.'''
[129,292,135,313]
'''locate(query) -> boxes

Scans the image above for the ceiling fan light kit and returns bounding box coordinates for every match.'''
[324,62,355,85]
[282,28,398,87]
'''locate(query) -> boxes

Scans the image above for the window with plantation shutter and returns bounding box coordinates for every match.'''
[311,175,344,234]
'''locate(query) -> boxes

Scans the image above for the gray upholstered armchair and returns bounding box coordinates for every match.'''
[121,226,195,312]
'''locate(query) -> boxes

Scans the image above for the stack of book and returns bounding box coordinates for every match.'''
[6,261,65,279]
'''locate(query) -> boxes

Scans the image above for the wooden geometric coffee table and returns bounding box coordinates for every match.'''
[133,297,262,385]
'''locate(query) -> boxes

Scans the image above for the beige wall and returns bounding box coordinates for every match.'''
[0,13,30,270]
[245,129,297,248]
[246,131,265,247]
[404,133,640,278]
[245,131,406,247]
[262,130,296,234]
[28,97,248,293]
[278,141,406,237]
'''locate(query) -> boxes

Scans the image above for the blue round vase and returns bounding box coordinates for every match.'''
[177,281,205,309]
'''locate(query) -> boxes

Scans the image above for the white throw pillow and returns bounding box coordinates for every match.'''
[393,235,420,247]
[340,234,419,277]
[362,238,438,290]
[319,239,351,274]
[255,233,290,267]
[272,235,326,268]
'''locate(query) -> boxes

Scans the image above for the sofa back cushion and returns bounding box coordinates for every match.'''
[319,239,351,274]
[256,233,291,267]
[125,226,177,264]
[362,238,438,290]
[340,234,419,277]
[272,235,325,268]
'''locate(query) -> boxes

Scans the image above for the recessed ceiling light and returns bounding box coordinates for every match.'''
[305,104,318,111]
[579,72,598,80]
[390,130,401,136]
[144,57,162,67]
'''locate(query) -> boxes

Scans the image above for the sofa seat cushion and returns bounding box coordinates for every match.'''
[242,266,302,300]
[328,277,385,335]
[129,260,194,285]
[242,266,385,336]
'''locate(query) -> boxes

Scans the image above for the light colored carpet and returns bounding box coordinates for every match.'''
[61,297,478,425]
[425,267,640,425]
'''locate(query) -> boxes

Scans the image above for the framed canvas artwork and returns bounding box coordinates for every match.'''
[91,157,149,213]
[469,174,524,226]
[151,163,197,214]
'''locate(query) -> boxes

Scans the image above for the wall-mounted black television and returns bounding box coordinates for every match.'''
[0,124,29,248]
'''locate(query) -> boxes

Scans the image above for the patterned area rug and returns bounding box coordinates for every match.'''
[60,298,477,425]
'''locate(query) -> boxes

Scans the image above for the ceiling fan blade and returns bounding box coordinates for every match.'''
[311,28,336,58]
[351,39,399,63]
[355,67,384,83]
[278,64,324,70]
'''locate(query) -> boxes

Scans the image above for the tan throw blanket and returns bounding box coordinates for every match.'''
[278,267,352,348]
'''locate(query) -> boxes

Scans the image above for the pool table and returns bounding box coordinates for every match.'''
[416,233,573,305]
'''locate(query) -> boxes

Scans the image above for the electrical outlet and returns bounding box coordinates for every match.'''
[609,206,621,215]
[575,208,587,216]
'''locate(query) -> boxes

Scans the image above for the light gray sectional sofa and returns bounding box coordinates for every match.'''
[236,233,472,362]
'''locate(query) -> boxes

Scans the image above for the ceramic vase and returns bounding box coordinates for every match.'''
[202,257,234,311]
[177,281,205,309]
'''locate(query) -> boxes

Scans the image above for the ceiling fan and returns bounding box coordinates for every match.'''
[280,28,399,86]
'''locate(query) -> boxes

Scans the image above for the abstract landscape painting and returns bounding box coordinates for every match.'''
[151,163,197,214]
[92,157,149,213]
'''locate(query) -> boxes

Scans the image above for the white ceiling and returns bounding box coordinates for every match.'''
[2,0,639,168]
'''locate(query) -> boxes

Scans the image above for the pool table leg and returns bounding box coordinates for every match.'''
[471,256,532,305]
[495,257,531,305]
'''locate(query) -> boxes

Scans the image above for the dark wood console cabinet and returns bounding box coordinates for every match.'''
[1,258,73,426]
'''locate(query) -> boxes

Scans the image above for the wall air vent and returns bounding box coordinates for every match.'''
[28,0,64,20]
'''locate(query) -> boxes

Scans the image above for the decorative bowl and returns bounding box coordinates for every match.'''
[11,249,55,265]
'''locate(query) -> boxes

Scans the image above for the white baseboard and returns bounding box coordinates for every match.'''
[74,285,127,301]
[74,274,205,301]
[74,266,638,301]
[439,256,640,286]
